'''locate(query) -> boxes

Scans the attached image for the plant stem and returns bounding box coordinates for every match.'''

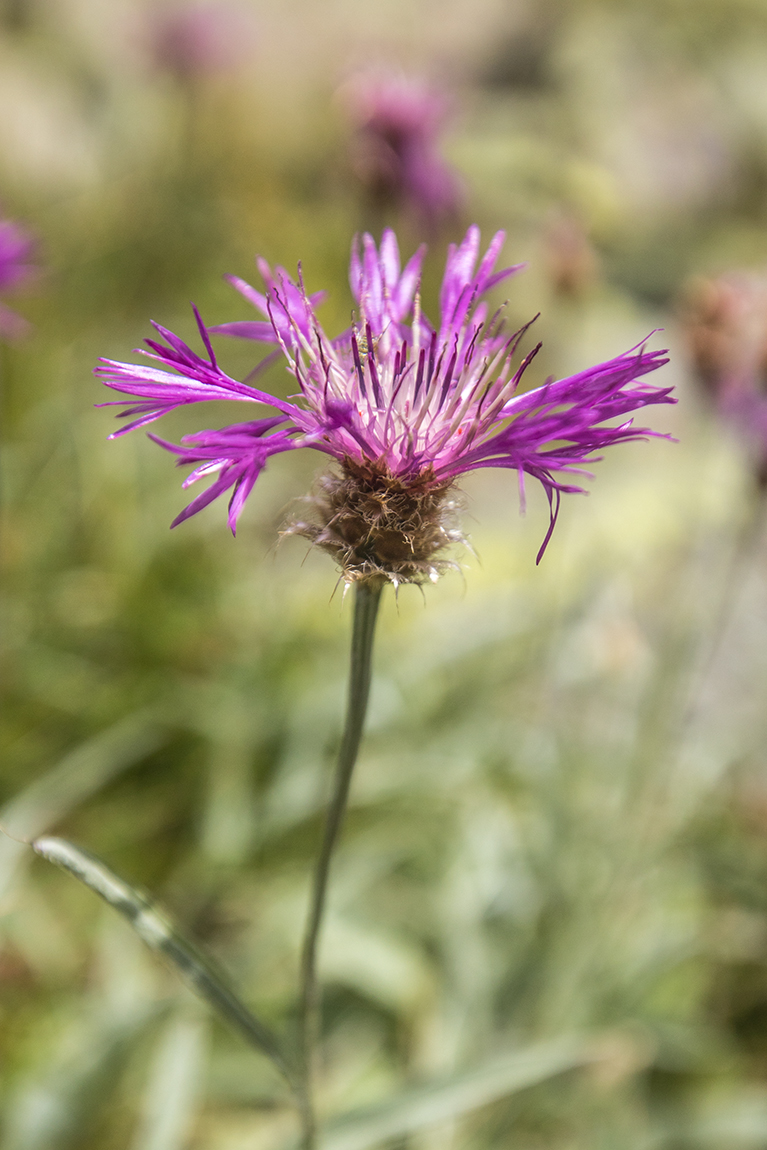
[296,580,384,1149]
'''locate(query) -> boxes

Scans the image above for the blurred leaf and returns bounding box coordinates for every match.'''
[689,1088,767,1146]
[31,836,295,1088]
[0,711,165,906]
[320,912,431,1012]
[129,1010,208,1150]
[315,1035,595,1150]
[1,1004,158,1150]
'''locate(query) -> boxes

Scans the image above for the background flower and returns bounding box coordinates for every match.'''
[148,3,254,81]
[0,215,36,339]
[682,272,767,486]
[343,70,464,231]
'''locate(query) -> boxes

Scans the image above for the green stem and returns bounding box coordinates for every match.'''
[296,580,384,1149]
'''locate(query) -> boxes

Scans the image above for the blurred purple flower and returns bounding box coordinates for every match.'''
[150,3,251,80]
[682,272,767,486]
[0,215,37,340]
[97,226,672,581]
[344,71,463,231]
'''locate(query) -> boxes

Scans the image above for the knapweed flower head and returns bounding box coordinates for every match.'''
[344,70,463,231]
[682,272,767,486]
[0,215,36,340]
[96,226,673,587]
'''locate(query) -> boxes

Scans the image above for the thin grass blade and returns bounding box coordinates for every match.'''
[32,835,295,1087]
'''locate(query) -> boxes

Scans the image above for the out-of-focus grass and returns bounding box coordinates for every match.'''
[4,1,767,1147]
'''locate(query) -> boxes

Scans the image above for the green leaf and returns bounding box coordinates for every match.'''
[129,1010,208,1150]
[317,1035,595,1150]
[32,835,295,1088]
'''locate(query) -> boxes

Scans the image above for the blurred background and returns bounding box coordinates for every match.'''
[3,0,767,1146]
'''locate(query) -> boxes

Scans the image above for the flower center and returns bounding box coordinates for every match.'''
[285,457,464,586]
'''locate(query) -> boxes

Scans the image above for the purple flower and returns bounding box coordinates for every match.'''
[150,3,252,81]
[344,71,463,231]
[97,226,673,584]
[0,216,36,340]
